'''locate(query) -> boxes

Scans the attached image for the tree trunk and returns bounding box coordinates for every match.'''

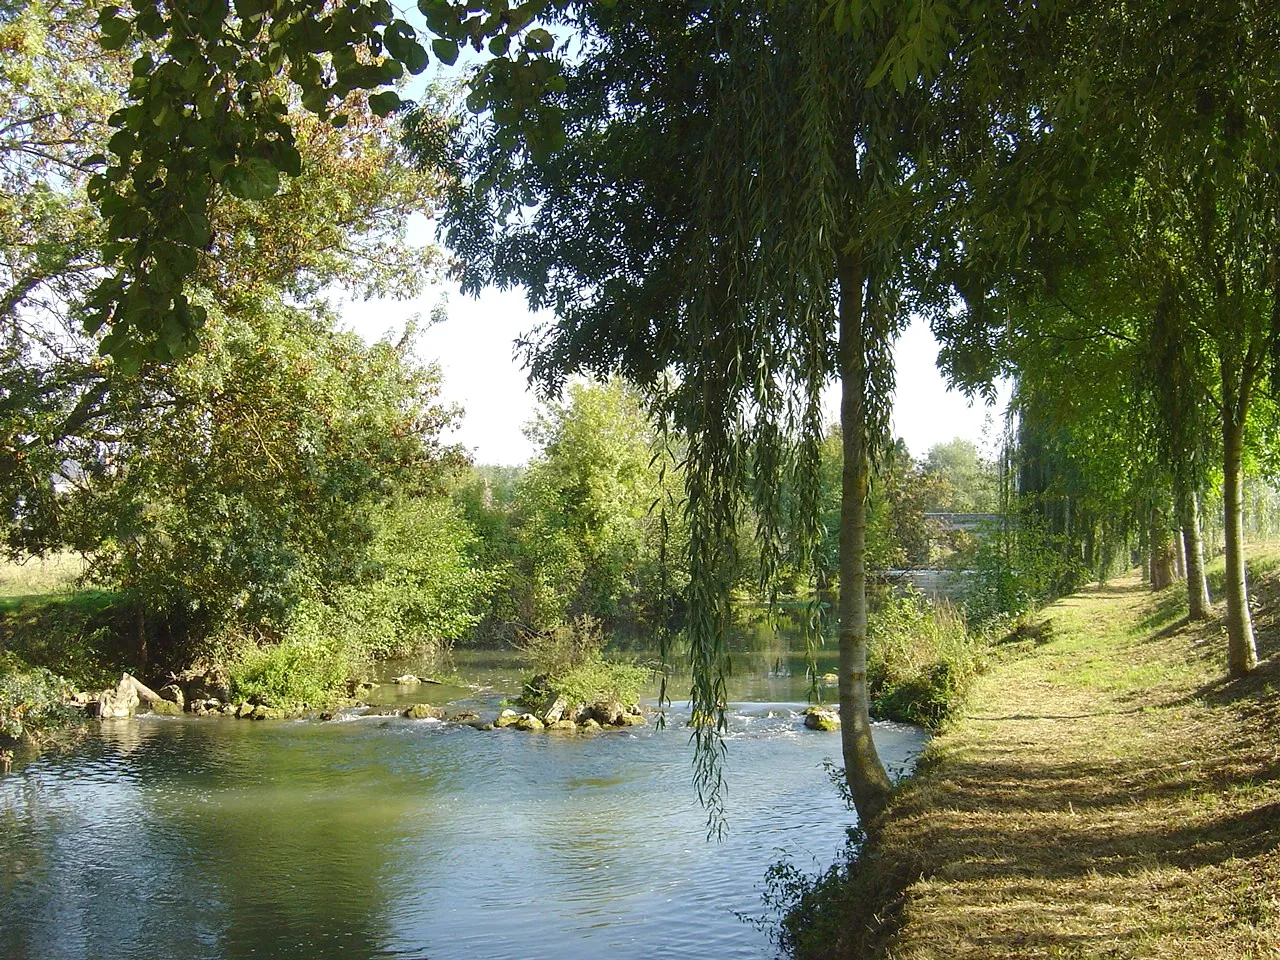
[1149,506,1175,591]
[837,251,892,825]
[1176,482,1212,621]
[1223,417,1258,676]
[1174,530,1186,580]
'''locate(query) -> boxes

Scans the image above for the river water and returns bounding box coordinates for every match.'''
[0,632,926,960]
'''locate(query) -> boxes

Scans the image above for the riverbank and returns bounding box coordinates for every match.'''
[786,559,1280,958]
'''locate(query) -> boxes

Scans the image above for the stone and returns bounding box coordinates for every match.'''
[250,705,277,721]
[539,695,569,724]
[148,699,182,716]
[175,666,231,704]
[493,709,521,728]
[467,721,494,731]
[513,713,544,731]
[318,711,336,722]
[587,699,625,726]
[803,706,840,732]
[221,704,238,716]
[448,710,481,724]
[95,688,136,719]
[616,712,646,727]
[392,674,421,685]
[404,703,445,720]
[547,719,578,732]
[578,719,602,732]
[236,702,255,719]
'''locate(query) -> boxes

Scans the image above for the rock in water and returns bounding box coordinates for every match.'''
[148,699,182,716]
[803,706,840,731]
[404,704,444,720]
[513,713,545,731]
[159,684,185,709]
[588,699,625,726]
[493,709,520,728]
[392,674,420,685]
[539,695,569,724]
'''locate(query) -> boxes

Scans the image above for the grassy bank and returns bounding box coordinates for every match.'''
[783,554,1280,959]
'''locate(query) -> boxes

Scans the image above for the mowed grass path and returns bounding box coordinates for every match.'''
[855,567,1280,959]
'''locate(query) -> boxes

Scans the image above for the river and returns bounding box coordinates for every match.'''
[0,630,926,960]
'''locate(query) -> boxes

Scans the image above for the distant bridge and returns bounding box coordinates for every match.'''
[924,512,1001,533]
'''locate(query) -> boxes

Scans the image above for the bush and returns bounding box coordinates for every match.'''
[224,623,355,707]
[517,616,651,707]
[0,653,75,742]
[867,591,986,728]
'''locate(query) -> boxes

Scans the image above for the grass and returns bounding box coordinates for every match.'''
[783,548,1280,959]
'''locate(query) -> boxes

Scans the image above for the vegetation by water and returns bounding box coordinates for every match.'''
[5,1,1280,957]
[771,550,1280,958]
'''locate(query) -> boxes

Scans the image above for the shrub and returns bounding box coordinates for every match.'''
[224,622,354,707]
[867,591,987,728]
[0,653,75,742]
[517,616,651,707]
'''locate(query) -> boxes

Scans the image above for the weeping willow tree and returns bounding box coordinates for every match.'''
[428,0,937,826]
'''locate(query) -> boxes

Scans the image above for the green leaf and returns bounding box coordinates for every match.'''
[368,90,402,117]
[432,38,459,66]
[525,28,553,53]
[221,157,281,200]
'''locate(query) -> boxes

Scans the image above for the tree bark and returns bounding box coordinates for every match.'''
[1223,416,1258,676]
[1149,505,1175,591]
[837,250,892,826]
[1176,482,1212,621]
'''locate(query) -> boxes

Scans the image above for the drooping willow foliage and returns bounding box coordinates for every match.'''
[426,0,920,828]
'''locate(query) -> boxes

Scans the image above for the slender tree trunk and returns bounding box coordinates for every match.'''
[1223,415,1258,676]
[1174,530,1186,580]
[836,250,892,825]
[1176,482,1212,620]
[1149,505,1175,591]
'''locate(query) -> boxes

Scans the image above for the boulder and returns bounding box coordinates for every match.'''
[148,699,182,716]
[493,709,521,729]
[174,666,231,704]
[578,718,602,732]
[221,704,237,716]
[616,712,646,727]
[250,705,278,721]
[513,713,544,731]
[95,687,137,719]
[587,699,625,726]
[404,704,445,720]
[539,695,569,725]
[448,710,481,724]
[547,719,578,732]
[468,720,494,731]
[236,702,255,719]
[803,706,840,732]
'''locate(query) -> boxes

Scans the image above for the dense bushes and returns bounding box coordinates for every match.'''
[0,653,75,743]
[517,617,652,709]
[867,590,989,728]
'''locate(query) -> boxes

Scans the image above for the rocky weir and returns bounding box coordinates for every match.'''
[68,669,845,734]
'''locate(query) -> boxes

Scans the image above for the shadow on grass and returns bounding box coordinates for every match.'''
[787,571,1280,960]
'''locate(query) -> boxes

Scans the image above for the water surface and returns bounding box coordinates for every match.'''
[1,632,924,960]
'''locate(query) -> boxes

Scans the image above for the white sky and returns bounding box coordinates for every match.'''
[339,284,1011,466]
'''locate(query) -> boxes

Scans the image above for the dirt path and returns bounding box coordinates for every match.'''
[837,573,1280,960]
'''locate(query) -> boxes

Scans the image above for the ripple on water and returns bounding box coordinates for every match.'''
[0,705,926,960]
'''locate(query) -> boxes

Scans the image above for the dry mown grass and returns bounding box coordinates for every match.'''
[820,561,1280,960]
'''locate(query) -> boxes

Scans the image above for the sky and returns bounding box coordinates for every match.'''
[339,284,1011,466]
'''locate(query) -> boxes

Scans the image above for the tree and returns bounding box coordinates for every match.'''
[508,380,681,628]
[426,0,979,826]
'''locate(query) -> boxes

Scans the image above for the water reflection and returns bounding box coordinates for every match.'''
[1,628,923,960]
